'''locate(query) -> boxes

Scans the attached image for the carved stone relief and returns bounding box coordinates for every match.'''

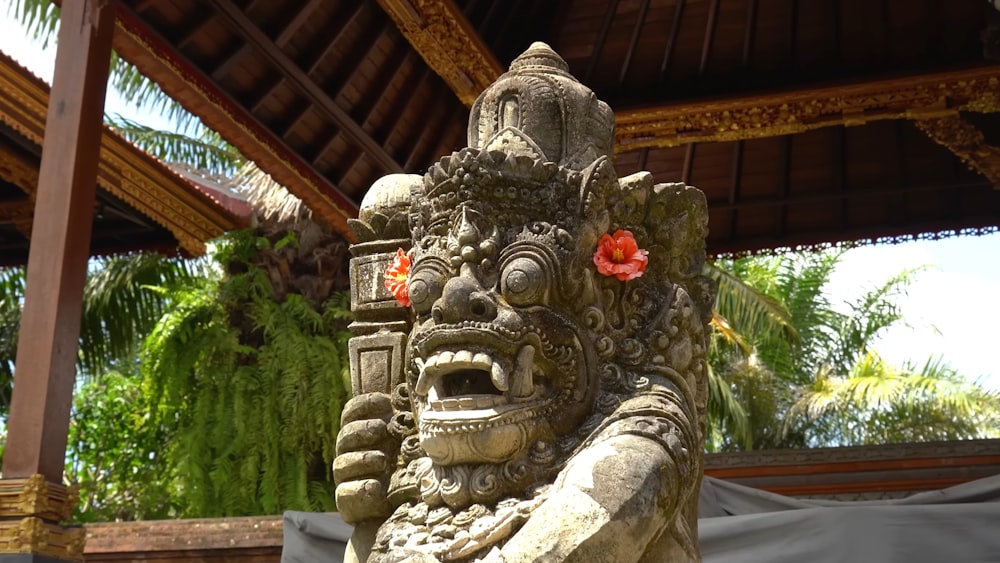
[336,42,713,562]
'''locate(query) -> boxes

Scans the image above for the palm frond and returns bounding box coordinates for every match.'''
[79,253,213,378]
[6,0,59,48]
[107,54,204,133]
[235,162,312,222]
[105,115,244,176]
[705,261,798,345]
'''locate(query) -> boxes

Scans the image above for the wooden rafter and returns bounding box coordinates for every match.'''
[111,2,358,238]
[206,0,401,176]
[914,115,1000,188]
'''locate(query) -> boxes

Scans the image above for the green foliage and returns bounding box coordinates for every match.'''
[790,354,1000,446]
[142,231,352,516]
[0,267,25,411]
[80,253,213,379]
[67,371,176,522]
[706,251,1000,451]
[6,0,58,48]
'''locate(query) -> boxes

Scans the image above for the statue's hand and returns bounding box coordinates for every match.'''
[334,392,398,524]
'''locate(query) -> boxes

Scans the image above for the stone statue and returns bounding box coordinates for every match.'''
[336,42,713,562]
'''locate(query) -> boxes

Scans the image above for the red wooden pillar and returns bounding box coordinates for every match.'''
[0,1,116,560]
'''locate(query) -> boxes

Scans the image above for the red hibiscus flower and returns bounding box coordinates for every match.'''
[384,248,411,307]
[593,230,649,281]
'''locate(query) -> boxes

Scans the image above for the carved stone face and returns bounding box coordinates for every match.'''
[405,205,597,470]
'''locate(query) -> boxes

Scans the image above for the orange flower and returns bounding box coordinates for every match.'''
[593,230,649,281]
[385,248,411,307]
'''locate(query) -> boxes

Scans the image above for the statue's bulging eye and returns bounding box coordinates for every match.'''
[501,256,547,305]
[409,269,444,313]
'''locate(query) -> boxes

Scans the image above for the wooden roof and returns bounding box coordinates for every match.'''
[101,0,1000,253]
[0,50,251,265]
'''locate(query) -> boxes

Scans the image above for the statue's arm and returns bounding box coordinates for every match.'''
[488,433,682,563]
[334,392,401,563]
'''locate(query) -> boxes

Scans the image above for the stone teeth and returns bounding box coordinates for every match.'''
[442,399,461,411]
[415,357,433,396]
[490,360,508,391]
[473,352,491,366]
[511,345,535,398]
[476,396,498,409]
[454,350,473,364]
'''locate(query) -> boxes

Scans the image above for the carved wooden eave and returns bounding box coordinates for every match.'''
[375,0,504,107]
[0,50,250,256]
[615,66,1000,149]
[914,115,1000,188]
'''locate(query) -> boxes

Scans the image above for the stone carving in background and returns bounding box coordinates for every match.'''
[336,42,713,562]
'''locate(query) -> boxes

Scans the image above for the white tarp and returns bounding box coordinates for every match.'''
[282,474,1000,562]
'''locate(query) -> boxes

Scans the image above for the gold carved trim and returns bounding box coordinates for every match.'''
[0,474,78,523]
[0,52,247,256]
[376,0,503,106]
[914,115,1000,188]
[0,517,85,561]
[615,66,1000,151]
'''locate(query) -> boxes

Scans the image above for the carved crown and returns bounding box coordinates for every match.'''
[468,42,615,172]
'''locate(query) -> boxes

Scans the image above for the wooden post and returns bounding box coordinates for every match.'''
[0,1,115,561]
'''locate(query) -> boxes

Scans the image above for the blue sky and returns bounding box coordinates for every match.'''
[1,13,997,390]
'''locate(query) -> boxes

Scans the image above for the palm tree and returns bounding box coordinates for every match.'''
[708,250,1000,450]
[790,354,1000,446]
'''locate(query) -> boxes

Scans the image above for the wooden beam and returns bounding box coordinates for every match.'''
[699,0,721,76]
[615,65,1000,152]
[3,0,114,489]
[206,0,402,176]
[660,0,687,79]
[913,115,1000,188]
[619,0,651,88]
[585,0,619,84]
[376,0,503,106]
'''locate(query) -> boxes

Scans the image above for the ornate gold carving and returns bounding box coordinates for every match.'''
[914,115,1000,188]
[615,67,1000,151]
[0,51,247,257]
[0,517,85,561]
[376,0,503,106]
[0,474,78,522]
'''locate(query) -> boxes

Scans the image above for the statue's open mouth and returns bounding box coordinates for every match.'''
[409,324,587,465]
[414,344,544,412]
